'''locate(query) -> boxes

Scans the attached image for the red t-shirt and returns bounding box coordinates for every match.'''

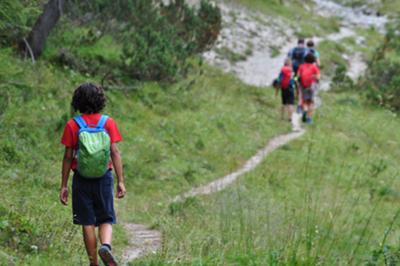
[298,63,320,88]
[280,66,292,89]
[61,113,122,170]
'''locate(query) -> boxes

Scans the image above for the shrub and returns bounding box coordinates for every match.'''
[122,0,221,81]
[0,0,41,47]
[359,20,400,111]
[331,63,354,92]
[56,0,221,81]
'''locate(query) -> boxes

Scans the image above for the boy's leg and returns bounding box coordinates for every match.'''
[83,225,98,265]
[308,103,314,118]
[99,223,113,245]
[98,224,117,265]
[288,105,294,119]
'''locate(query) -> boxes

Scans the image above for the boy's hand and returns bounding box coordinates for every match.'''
[60,187,68,205]
[117,182,126,198]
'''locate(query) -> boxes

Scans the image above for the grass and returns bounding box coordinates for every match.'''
[0,45,288,264]
[332,0,400,16]
[218,0,341,38]
[131,91,400,265]
[0,0,391,264]
[318,40,349,76]
[215,47,248,63]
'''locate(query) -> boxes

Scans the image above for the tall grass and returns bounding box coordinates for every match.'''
[132,92,400,265]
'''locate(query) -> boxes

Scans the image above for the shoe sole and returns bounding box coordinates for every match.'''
[98,247,118,266]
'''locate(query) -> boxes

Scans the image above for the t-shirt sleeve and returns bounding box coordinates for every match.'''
[106,118,123,143]
[61,123,75,148]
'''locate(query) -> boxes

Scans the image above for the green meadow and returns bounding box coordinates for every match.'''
[1,0,399,265]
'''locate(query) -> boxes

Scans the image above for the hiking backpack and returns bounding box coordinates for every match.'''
[74,115,111,178]
[291,47,306,62]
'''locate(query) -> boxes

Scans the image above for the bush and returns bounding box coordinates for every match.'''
[363,60,400,111]
[359,20,400,111]
[0,0,41,47]
[55,0,221,81]
[122,0,221,81]
[331,63,354,92]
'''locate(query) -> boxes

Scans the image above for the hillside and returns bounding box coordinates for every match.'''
[0,0,399,265]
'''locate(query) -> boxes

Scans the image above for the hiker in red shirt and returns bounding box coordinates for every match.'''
[297,53,320,124]
[274,58,295,121]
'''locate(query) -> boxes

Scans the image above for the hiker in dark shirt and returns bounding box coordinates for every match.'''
[288,39,307,76]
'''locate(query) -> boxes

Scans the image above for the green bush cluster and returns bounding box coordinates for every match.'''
[331,64,354,92]
[0,0,41,47]
[361,20,400,111]
[53,0,221,82]
[122,0,221,81]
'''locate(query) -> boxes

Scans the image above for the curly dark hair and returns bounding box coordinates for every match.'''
[71,83,106,114]
[305,53,316,64]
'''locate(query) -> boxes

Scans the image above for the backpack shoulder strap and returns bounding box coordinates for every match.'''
[73,115,87,128]
[96,115,109,129]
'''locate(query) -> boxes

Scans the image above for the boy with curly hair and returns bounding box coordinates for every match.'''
[60,83,126,266]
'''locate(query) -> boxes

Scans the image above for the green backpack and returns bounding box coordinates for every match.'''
[74,115,111,178]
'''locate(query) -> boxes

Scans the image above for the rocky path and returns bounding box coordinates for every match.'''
[121,1,386,264]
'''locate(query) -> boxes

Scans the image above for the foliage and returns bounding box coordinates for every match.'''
[122,0,221,81]
[56,0,221,81]
[360,20,400,111]
[0,0,42,47]
[331,64,354,91]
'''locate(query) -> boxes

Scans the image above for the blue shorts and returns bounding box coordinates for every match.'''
[72,170,116,226]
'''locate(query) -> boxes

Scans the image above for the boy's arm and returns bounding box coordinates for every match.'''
[110,143,126,198]
[60,147,73,205]
[315,67,321,81]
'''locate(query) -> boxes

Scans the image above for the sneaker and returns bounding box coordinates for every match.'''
[98,245,118,266]
[302,112,307,123]
[296,105,303,114]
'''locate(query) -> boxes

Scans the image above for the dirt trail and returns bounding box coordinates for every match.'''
[121,224,161,263]
[121,1,386,264]
[174,130,305,201]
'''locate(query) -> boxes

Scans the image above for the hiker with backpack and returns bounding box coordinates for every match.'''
[306,40,321,67]
[288,39,307,76]
[60,83,126,266]
[297,53,320,124]
[274,58,295,121]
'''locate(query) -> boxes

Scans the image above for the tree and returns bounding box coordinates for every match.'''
[19,0,65,61]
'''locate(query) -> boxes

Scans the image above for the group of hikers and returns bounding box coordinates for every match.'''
[274,39,321,125]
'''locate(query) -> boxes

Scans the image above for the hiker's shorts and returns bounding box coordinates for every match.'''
[72,170,116,226]
[301,87,315,104]
[281,87,295,105]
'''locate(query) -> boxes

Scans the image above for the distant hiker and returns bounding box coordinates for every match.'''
[274,58,295,121]
[60,83,126,266]
[306,40,321,67]
[297,53,320,124]
[288,39,307,76]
